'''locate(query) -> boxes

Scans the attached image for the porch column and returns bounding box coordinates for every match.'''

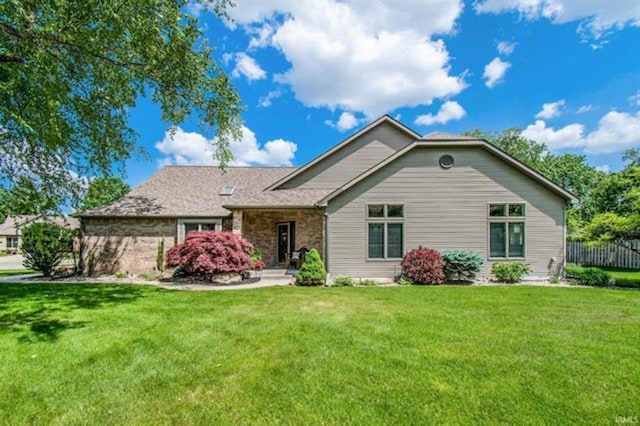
[232,210,243,235]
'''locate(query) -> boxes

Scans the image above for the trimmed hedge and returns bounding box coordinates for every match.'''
[565,264,612,287]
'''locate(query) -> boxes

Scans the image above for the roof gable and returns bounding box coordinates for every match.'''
[266,115,420,190]
[318,138,578,205]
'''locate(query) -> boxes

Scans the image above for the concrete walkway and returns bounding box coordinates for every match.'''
[0,254,26,269]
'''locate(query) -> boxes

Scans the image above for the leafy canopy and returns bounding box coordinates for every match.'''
[0,176,62,222]
[75,177,130,213]
[0,0,241,203]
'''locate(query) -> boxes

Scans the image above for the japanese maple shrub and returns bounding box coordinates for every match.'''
[166,231,253,279]
[401,247,446,285]
[295,248,327,286]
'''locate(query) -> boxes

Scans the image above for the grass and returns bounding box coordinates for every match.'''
[0,284,638,424]
[598,267,640,288]
[0,269,35,277]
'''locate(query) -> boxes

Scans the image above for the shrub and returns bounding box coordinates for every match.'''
[491,262,531,283]
[441,250,483,282]
[21,222,74,277]
[357,279,378,287]
[115,271,127,279]
[252,260,266,271]
[138,270,161,281]
[156,238,165,272]
[166,231,253,279]
[250,248,262,262]
[295,248,327,286]
[332,276,355,287]
[400,247,445,285]
[566,265,611,287]
[398,277,414,286]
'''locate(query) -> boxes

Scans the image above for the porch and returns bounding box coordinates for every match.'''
[231,208,325,268]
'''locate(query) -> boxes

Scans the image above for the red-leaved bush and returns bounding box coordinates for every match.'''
[400,247,446,285]
[166,231,253,277]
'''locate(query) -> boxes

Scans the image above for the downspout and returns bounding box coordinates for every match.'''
[323,210,329,274]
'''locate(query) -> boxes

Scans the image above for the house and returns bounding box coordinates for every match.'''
[80,116,577,280]
[0,215,80,254]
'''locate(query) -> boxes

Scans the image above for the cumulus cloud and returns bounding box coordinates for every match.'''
[474,0,640,42]
[414,101,466,126]
[483,57,511,88]
[595,164,610,173]
[629,90,640,106]
[497,40,517,55]
[535,99,566,119]
[155,126,297,167]
[258,89,284,108]
[577,104,594,114]
[230,52,266,81]
[324,112,364,132]
[585,110,640,154]
[521,120,586,150]
[213,0,466,117]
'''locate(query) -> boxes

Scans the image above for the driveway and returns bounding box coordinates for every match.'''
[0,254,26,269]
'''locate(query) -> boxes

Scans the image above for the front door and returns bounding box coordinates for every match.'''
[277,223,290,263]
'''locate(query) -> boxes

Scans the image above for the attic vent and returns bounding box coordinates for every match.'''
[220,186,235,195]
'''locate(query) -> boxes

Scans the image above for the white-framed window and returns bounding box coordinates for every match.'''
[7,237,18,249]
[177,218,222,242]
[488,203,525,259]
[366,204,404,260]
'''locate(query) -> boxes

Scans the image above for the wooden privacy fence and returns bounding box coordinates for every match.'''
[567,240,640,269]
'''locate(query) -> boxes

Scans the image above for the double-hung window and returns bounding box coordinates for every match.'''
[488,203,525,259]
[367,204,404,259]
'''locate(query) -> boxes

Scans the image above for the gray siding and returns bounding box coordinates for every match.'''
[279,122,414,189]
[326,146,566,280]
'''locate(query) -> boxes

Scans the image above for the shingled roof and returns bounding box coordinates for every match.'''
[80,166,329,218]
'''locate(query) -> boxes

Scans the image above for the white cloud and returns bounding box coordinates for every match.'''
[324,112,364,132]
[585,110,640,154]
[155,126,297,167]
[258,89,284,108]
[497,40,517,55]
[214,0,466,118]
[521,120,586,150]
[629,90,640,106]
[535,99,565,119]
[577,104,594,114]
[483,57,511,88]
[595,164,610,173]
[474,0,640,42]
[231,52,266,81]
[415,101,466,126]
[248,23,275,49]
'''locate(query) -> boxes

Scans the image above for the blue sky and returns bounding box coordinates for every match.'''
[123,0,640,188]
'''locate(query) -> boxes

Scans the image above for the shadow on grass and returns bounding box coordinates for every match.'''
[0,283,145,343]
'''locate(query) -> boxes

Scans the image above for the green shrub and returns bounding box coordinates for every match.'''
[295,248,327,286]
[115,271,127,279]
[398,277,414,286]
[549,277,561,284]
[565,264,583,277]
[21,222,74,277]
[156,238,165,272]
[441,250,484,282]
[567,266,611,287]
[138,270,161,281]
[357,279,378,287]
[491,262,531,283]
[332,276,355,287]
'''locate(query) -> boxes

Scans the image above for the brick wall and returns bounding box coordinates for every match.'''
[241,209,324,267]
[81,217,177,275]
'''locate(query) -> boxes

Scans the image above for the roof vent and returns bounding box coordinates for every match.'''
[220,186,235,196]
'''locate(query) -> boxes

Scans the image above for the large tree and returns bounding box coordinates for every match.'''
[0,176,62,222]
[0,0,241,204]
[75,176,130,213]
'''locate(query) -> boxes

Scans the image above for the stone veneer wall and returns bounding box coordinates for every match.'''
[242,209,324,267]
[81,217,177,275]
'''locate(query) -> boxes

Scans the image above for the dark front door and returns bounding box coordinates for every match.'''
[277,223,290,263]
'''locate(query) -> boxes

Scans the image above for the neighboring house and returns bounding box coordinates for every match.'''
[80,116,577,279]
[0,215,79,254]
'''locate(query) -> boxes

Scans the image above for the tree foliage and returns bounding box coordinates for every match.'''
[21,222,75,277]
[295,248,327,286]
[0,176,62,222]
[0,0,241,204]
[75,176,130,213]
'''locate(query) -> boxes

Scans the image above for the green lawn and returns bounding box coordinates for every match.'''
[599,267,640,288]
[1,284,638,424]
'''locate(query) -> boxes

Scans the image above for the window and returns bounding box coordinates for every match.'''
[220,186,235,195]
[367,204,404,259]
[7,237,18,249]
[488,203,525,258]
[178,219,222,242]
